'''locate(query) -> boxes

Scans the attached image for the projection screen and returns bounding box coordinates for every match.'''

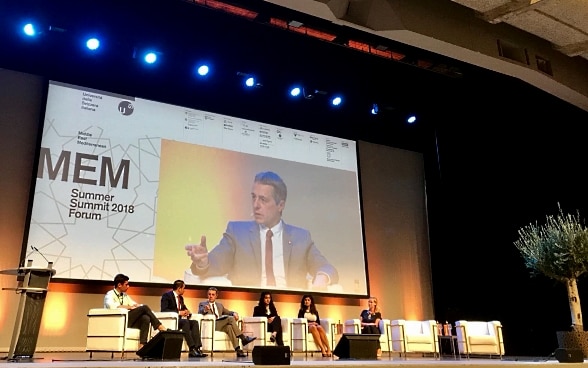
[23,81,368,295]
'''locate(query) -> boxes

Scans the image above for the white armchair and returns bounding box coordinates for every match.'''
[86,308,140,358]
[199,314,234,355]
[390,319,438,357]
[343,318,391,354]
[241,316,291,351]
[290,317,333,355]
[455,320,504,358]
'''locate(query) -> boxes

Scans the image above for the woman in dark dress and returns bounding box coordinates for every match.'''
[360,296,382,356]
[252,291,284,346]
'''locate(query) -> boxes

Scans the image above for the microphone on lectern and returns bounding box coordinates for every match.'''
[30,245,50,264]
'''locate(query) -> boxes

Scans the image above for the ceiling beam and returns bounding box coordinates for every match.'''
[555,40,588,57]
[478,0,545,24]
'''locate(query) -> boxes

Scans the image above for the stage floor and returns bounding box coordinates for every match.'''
[0,352,574,368]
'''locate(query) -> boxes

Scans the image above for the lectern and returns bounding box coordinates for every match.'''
[0,260,56,361]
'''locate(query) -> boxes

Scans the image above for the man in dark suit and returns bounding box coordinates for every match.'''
[197,286,256,357]
[160,280,207,358]
[185,171,338,290]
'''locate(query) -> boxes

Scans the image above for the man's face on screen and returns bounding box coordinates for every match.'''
[251,183,284,228]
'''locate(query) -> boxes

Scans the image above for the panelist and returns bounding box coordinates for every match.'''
[197,286,256,357]
[104,273,168,350]
[184,171,338,290]
[160,280,207,358]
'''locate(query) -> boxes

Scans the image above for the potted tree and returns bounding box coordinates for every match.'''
[514,204,588,356]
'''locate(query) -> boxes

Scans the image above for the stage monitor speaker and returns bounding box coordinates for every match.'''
[555,348,583,363]
[333,333,380,360]
[252,345,291,365]
[136,330,184,360]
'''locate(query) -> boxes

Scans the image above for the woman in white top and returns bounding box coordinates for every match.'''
[297,294,331,357]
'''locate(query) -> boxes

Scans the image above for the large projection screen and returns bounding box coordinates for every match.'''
[24,81,368,296]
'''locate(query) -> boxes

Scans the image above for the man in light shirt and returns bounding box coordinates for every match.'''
[104,273,168,349]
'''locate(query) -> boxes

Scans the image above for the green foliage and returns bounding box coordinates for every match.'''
[514,205,588,283]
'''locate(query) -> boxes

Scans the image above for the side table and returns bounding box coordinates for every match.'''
[438,335,458,358]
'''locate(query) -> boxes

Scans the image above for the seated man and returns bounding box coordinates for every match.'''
[104,273,168,349]
[161,280,207,358]
[197,286,256,357]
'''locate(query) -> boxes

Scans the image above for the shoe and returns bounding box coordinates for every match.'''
[269,335,276,343]
[241,336,257,346]
[236,348,247,358]
[188,347,207,358]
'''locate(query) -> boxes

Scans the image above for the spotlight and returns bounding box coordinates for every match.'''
[23,23,37,37]
[331,96,342,106]
[371,103,379,115]
[133,47,162,66]
[144,52,157,64]
[290,87,301,97]
[85,38,100,51]
[237,72,262,89]
[407,115,417,124]
[197,64,209,76]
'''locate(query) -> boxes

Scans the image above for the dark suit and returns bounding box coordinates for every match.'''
[190,221,338,289]
[197,300,243,349]
[160,290,203,350]
[253,305,284,346]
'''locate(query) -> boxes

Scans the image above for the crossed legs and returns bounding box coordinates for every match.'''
[309,324,331,356]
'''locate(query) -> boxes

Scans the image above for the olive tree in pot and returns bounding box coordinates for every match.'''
[514,205,588,356]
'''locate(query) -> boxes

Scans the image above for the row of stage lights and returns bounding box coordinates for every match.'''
[22,23,416,122]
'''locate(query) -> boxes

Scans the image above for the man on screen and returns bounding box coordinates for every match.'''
[184,171,338,290]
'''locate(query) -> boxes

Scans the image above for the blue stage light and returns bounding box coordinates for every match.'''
[23,23,36,37]
[407,115,417,124]
[86,38,100,51]
[197,64,209,76]
[290,87,301,97]
[144,52,157,64]
[331,96,342,106]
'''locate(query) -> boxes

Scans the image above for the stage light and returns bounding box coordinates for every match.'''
[23,23,36,37]
[331,96,342,106]
[371,103,379,115]
[237,72,262,89]
[144,52,157,64]
[197,64,209,76]
[85,38,100,51]
[290,87,301,97]
[407,115,417,124]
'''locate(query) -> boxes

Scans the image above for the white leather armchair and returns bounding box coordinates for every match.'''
[86,308,140,358]
[344,318,392,354]
[199,314,234,355]
[390,319,438,357]
[241,316,291,351]
[290,317,333,355]
[455,320,504,358]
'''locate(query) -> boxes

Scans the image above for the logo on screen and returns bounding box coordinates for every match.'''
[118,101,134,116]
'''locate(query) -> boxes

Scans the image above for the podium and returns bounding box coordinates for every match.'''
[0,260,56,361]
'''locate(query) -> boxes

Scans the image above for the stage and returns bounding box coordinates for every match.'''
[0,352,575,368]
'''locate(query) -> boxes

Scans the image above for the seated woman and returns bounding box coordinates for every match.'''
[360,296,382,357]
[252,291,284,346]
[298,294,331,357]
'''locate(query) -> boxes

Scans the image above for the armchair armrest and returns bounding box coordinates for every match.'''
[344,319,361,334]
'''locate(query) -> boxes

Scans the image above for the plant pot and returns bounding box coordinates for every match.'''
[556,330,588,358]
